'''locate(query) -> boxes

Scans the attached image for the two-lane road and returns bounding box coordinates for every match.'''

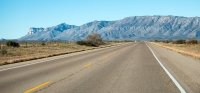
[1,42,199,93]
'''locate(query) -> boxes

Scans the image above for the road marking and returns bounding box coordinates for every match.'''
[0,61,47,72]
[103,56,107,59]
[145,42,186,93]
[0,56,73,72]
[84,63,92,68]
[24,81,50,93]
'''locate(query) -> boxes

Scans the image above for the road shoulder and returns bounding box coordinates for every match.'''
[148,42,200,93]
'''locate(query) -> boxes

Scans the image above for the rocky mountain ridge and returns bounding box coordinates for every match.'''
[20,16,200,41]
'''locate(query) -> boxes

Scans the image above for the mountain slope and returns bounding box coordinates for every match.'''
[20,16,200,40]
[98,16,200,40]
[20,23,77,40]
[53,21,115,40]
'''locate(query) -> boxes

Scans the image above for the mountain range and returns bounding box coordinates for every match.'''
[20,16,200,41]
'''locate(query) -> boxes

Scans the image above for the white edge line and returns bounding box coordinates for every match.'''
[0,47,98,72]
[0,60,48,72]
[0,52,76,72]
[145,42,186,93]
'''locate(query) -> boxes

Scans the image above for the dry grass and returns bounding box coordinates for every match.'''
[151,42,200,60]
[0,41,122,65]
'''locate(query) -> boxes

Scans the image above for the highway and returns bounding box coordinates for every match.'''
[0,42,200,93]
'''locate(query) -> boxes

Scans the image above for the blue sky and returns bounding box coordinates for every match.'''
[0,0,200,39]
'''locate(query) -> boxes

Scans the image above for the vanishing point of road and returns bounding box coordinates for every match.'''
[0,42,200,93]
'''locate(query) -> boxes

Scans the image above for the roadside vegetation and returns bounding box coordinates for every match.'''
[151,38,200,59]
[0,33,124,66]
[76,33,104,47]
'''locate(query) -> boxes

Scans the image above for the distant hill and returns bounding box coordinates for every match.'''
[20,23,77,40]
[0,38,6,41]
[20,16,200,41]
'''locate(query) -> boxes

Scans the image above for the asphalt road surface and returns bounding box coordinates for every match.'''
[0,42,199,93]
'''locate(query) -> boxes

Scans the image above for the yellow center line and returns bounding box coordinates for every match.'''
[103,56,107,59]
[84,63,92,68]
[24,81,51,93]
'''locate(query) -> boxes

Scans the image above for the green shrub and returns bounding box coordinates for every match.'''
[173,39,186,44]
[162,40,172,43]
[41,42,46,46]
[186,38,198,44]
[154,40,159,42]
[76,33,104,47]
[6,40,20,47]
[76,40,87,45]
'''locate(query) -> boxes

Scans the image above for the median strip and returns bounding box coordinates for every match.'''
[24,81,50,93]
